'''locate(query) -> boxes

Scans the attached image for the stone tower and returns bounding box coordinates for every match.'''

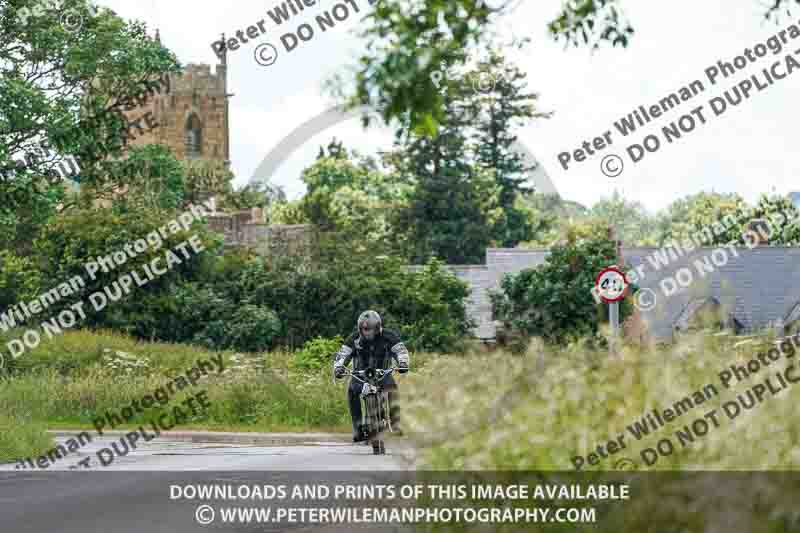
[121,31,231,167]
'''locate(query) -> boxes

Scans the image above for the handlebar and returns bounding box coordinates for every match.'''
[349,367,396,383]
[353,368,395,377]
[332,366,400,385]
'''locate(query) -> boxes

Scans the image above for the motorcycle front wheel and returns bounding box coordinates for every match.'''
[371,438,385,455]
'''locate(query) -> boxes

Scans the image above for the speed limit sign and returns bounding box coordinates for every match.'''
[595,267,628,303]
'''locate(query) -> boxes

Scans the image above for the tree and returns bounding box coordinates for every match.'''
[391,86,500,264]
[232,239,474,351]
[182,158,234,206]
[266,199,309,225]
[350,0,794,133]
[0,250,41,312]
[468,49,545,202]
[317,137,347,160]
[298,145,410,252]
[765,0,800,20]
[525,194,589,219]
[548,0,635,49]
[519,194,589,247]
[744,192,800,245]
[0,180,66,255]
[0,0,180,215]
[93,144,186,212]
[350,0,634,134]
[652,191,800,247]
[656,192,750,246]
[31,203,222,338]
[589,190,658,245]
[384,48,558,261]
[221,181,287,212]
[466,48,552,247]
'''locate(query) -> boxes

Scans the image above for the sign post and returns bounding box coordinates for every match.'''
[609,300,620,336]
[595,266,629,356]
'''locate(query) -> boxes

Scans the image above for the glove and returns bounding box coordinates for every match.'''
[334,364,345,379]
[398,362,409,374]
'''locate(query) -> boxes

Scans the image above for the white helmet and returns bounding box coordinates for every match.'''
[357,310,382,341]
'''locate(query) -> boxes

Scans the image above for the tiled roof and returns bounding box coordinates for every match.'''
[624,246,800,340]
[441,249,551,339]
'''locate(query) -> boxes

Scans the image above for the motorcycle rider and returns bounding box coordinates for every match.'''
[333,310,409,442]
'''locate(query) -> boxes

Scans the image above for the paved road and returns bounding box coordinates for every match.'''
[0,433,415,532]
[1,432,412,471]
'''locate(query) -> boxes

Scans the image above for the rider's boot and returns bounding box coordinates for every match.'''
[352,423,367,443]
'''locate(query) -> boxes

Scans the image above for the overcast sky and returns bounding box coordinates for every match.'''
[98,0,800,213]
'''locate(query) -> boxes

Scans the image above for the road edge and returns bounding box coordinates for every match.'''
[47,430,352,445]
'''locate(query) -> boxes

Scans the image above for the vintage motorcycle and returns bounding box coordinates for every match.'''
[335,366,397,455]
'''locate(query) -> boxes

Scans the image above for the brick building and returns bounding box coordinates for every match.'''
[120,31,231,167]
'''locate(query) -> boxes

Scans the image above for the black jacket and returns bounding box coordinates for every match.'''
[333,328,409,374]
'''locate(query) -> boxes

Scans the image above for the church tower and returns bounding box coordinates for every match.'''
[120,31,231,167]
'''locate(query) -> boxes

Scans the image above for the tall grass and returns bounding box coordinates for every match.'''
[402,331,800,532]
[403,329,800,470]
[0,330,355,452]
[0,414,53,463]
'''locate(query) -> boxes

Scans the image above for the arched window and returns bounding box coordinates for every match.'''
[185,114,203,158]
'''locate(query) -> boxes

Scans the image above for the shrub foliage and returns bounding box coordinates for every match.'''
[491,235,633,345]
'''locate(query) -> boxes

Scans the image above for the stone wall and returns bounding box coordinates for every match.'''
[207,209,316,257]
[242,224,316,256]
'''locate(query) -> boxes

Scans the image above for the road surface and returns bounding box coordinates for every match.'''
[0,432,415,532]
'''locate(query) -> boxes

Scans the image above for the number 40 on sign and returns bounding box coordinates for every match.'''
[594,267,629,303]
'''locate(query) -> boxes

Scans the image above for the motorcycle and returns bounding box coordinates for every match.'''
[334,366,397,455]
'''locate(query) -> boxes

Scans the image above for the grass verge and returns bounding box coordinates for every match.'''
[0,329,357,461]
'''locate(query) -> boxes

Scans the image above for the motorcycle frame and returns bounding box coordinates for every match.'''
[336,367,396,436]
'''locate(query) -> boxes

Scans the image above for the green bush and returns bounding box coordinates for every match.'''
[224,304,282,352]
[390,258,474,352]
[236,243,473,352]
[28,204,222,338]
[0,250,41,311]
[166,284,281,352]
[0,328,225,378]
[294,335,343,370]
[16,205,470,354]
[491,235,633,346]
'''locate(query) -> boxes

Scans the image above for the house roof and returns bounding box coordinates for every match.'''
[445,246,800,341]
[624,246,800,339]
